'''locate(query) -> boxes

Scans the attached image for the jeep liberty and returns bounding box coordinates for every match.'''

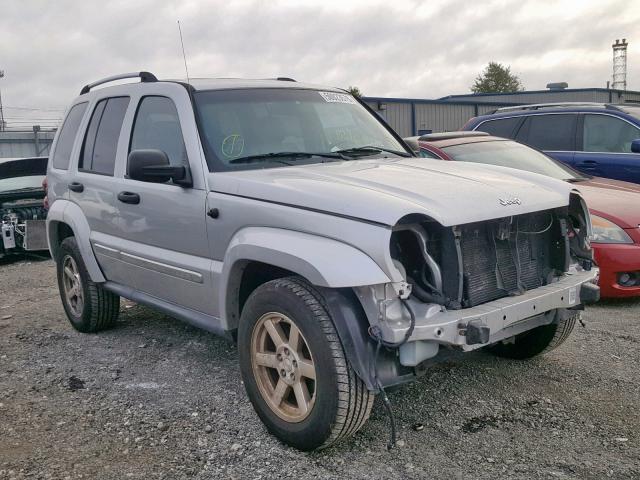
[46,72,599,450]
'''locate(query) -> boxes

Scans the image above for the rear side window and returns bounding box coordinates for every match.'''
[51,102,88,169]
[517,114,576,151]
[583,114,640,153]
[129,96,187,167]
[475,117,521,138]
[80,97,130,175]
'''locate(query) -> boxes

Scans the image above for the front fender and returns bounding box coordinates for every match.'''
[219,226,391,330]
[46,199,105,282]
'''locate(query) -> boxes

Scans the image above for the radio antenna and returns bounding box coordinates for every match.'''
[177,20,191,84]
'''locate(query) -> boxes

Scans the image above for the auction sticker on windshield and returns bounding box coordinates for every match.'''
[318,91,358,104]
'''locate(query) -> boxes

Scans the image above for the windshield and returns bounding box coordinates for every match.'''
[442,140,583,181]
[194,88,407,171]
[0,175,45,193]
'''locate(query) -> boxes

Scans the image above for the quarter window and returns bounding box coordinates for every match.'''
[52,102,88,169]
[80,97,130,175]
[129,96,187,167]
[583,114,640,153]
[518,114,576,151]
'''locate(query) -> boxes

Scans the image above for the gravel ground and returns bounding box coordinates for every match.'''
[0,257,639,480]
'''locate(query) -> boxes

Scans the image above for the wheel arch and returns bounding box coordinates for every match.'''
[220,227,399,391]
[219,226,392,331]
[46,199,105,282]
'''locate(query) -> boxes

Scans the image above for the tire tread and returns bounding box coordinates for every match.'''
[269,277,375,449]
[58,237,119,333]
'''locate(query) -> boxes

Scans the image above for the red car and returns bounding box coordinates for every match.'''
[404,132,640,298]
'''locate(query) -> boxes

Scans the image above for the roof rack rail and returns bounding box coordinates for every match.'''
[494,102,608,113]
[275,77,296,82]
[80,71,158,95]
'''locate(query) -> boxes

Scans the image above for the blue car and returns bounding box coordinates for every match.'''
[462,103,640,184]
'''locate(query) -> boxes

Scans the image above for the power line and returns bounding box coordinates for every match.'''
[2,105,65,111]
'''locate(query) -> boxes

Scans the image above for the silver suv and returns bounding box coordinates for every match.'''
[46,72,599,450]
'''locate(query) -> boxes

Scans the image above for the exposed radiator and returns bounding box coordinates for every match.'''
[460,211,553,307]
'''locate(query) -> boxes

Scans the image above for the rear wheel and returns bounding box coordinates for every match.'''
[56,236,120,333]
[238,277,374,451]
[487,310,578,359]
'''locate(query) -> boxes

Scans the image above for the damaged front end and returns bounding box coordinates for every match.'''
[356,192,599,386]
[0,157,49,258]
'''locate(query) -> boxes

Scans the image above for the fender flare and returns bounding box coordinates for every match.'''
[46,200,105,282]
[219,226,392,330]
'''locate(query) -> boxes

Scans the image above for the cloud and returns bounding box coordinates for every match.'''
[0,0,638,126]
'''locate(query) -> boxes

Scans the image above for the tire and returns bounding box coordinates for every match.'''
[56,236,120,333]
[487,309,578,359]
[238,277,375,451]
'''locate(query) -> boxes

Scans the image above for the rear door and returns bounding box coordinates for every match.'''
[514,113,577,168]
[48,101,89,203]
[69,96,130,279]
[474,116,523,139]
[575,113,640,183]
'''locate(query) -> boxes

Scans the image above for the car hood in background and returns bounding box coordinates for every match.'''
[576,177,640,228]
[208,158,574,226]
[0,157,48,180]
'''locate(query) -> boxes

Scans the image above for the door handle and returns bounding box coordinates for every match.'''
[68,182,84,193]
[117,191,140,205]
[580,160,598,165]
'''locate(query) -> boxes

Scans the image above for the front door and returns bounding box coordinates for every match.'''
[110,95,214,315]
[574,113,640,183]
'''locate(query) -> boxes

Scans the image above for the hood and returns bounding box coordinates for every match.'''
[0,157,48,180]
[574,177,640,229]
[208,158,574,226]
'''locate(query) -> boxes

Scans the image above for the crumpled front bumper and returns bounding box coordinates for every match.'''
[364,268,599,365]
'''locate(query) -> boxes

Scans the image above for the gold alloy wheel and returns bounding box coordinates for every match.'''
[250,312,317,423]
[62,255,84,317]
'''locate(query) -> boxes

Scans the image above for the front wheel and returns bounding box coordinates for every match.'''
[238,277,374,451]
[487,309,579,359]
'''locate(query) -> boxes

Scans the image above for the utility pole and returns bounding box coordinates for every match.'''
[0,70,5,132]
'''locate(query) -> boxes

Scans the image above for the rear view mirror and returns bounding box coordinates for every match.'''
[128,149,192,187]
[631,139,640,154]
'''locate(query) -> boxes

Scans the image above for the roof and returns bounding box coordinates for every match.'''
[418,131,489,141]
[418,135,506,149]
[439,87,640,100]
[184,78,342,92]
[78,72,345,96]
[471,102,640,120]
[404,132,495,151]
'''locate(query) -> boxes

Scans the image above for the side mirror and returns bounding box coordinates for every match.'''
[128,149,192,186]
[631,139,640,154]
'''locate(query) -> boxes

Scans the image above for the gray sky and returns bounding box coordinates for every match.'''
[1,0,638,127]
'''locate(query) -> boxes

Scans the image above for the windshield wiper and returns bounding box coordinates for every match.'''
[228,151,344,164]
[334,146,412,158]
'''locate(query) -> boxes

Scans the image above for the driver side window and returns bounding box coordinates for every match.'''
[129,96,188,168]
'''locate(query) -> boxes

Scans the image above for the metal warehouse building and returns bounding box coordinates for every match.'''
[363,87,640,138]
[0,129,55,158]
[3,87,640,159]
